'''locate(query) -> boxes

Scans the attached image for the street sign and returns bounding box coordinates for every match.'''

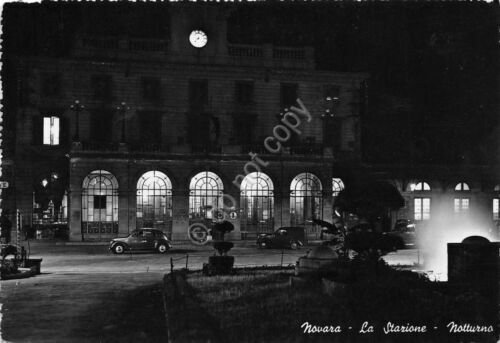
[0,181,9,188]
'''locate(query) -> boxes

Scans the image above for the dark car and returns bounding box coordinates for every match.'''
[383,219,416,249]
[109,228,171,254]
[256,227,305,249]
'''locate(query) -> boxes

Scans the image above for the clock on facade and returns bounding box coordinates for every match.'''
[189,30,208,48]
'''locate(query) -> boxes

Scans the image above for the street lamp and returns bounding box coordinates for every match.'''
[116,102,130,143]
[321,95,340,148]
[70,100,84,142]
[321,96,339,119]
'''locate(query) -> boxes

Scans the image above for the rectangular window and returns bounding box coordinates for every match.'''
[235,81,254,105]
[454,198,470,213]
[90,110,113,143]
[232,113,256,146]
[189,80,208,109]
[91,75,112,102]
[142,77,161,103]
[414,197,431,221]
[280,83,298,110]
[138,111,162,145]
[43,116,60,145]
[493,198,499,220]
[41,73,61,97]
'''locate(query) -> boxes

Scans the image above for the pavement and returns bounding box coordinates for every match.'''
[0,240,426,343]
[0,239,311,343]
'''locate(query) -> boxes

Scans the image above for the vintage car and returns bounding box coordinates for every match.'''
[383,219,417,249]
[256,227,306,249]
[109,228,171,254]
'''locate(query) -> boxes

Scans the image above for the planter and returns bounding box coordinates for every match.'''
[203,256,235,276]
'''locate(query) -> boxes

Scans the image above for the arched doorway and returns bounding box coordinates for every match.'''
[240,172,274,237]
[189,171,224,225]
[290,173,322,238]
[81,170,118,240]
[136,171,173,237]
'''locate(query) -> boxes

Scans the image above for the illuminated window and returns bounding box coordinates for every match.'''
[411,182,431,191]
[81,170,118,237]
[454,182,470,214]
[43,116,60,145]
[454,182,470,191]
[454,198,469,214]
[189,172,223,220]
[240,172,274,234]
[494,185,500,220]
[332,178,345,197]
[290,173,322,226]
[137,171,172,234]
[414,197,431,221]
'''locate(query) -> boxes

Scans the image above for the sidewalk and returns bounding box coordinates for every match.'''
[0,272,167,343]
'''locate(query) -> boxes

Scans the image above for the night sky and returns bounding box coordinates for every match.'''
[2,1,498,165]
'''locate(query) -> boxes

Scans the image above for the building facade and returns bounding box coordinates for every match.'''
[3,5,499,243]
[5,6,367,241]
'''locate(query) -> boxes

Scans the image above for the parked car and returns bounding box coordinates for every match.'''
[383,219,416,249]
[256,227,305,249]
[109,228,171,254]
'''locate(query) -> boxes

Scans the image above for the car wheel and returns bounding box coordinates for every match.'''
[290,241,299,250]
[157,243,169,254]
[258,241,267,249]
[112,244,125,255]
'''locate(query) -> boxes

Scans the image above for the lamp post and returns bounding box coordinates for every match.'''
[70,100,84,142]
[321,95,339,148]
[116,102,130,143]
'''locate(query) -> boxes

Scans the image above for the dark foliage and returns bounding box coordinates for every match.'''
[211,221,234,242]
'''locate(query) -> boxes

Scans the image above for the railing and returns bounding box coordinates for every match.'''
[72,141,326,157]
[273,47,306,60]
[78,141,121,152]
[82,37,119,50]
[129,142,169,153]
[129,38,168,52]
[289,143,324,155]
[227,44,263,58]
[79,36,167,52]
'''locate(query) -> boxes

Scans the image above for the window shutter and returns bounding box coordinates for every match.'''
[32,115,43,145]
[60,115,69,145]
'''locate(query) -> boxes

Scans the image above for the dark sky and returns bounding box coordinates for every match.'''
[2,1,499,164]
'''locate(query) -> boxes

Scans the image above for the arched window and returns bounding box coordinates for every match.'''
[290,173,322,226]
[412,182,431,191]
[240,172,274,235]
[332,178,345,197]
[411,181,431,221]
[454,182,470,214]
[455,182,470,191]
[136,171,173,235]
[82,170,118,239]
[189,172,224,221]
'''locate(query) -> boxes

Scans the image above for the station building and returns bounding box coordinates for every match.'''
[3,5,499,242]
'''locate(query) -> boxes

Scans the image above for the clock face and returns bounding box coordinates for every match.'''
[189,30,208,48]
